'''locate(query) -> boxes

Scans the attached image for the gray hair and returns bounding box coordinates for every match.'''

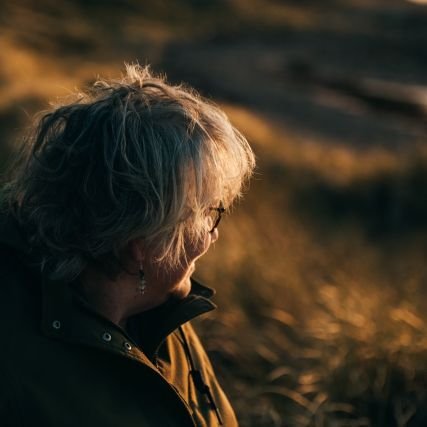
[3,64,255,282]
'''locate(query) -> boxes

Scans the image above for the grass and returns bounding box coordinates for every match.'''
[1,1,427,425]
[194,107,427,426]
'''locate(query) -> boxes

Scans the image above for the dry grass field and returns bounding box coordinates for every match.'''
[1,1,427,425]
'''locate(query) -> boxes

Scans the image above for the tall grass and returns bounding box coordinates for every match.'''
[1,1,426,425]
[195,106,427,426]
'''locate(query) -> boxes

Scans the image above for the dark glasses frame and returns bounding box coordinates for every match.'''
[208,201,225,233]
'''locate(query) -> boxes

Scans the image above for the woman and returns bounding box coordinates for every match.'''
[0,65,255,427]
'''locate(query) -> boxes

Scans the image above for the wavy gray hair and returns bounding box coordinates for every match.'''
[3,64,255,282]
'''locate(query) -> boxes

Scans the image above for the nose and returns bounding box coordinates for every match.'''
[210,227,219,244]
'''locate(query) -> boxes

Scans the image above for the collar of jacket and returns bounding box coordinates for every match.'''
[0,209,217,365]
[41,276,217,364]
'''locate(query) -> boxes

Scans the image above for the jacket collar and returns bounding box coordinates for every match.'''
[126,280,217,358]
[41,275,216,362]
[0,209,217,364]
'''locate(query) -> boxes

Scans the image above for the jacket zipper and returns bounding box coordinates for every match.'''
[178,327,224,426]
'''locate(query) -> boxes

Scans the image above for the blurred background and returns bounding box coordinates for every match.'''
[1,0,427,425]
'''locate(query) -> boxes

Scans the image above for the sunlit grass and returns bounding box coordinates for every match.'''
[221,103,414,186]
[193,104,427,425]
[1,1,426,425]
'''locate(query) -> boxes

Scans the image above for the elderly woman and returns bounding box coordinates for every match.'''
[0,65,255,427]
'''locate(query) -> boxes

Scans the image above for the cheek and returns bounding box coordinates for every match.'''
[185,232,212,263]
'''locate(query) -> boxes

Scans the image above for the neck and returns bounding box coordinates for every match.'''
[77,267,141,329]
[76,264,176,329]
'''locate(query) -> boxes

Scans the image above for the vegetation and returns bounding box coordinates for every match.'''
[197,106,427,426]
[1,1,426,425]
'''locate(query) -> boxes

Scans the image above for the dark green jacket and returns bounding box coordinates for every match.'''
[0,213,238,426]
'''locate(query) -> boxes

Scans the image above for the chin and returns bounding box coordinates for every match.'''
[171,277,192,300]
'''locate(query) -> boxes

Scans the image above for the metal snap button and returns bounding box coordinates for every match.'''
[102,332,112,342]
[123,342,132,351]
[52,320,61,330]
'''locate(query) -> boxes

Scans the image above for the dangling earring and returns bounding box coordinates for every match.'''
[138,263,147,295]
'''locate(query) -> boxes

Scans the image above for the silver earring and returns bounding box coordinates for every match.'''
[138,264,147,295]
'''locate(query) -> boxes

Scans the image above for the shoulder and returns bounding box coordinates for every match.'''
[179,322,215,372]
[0,257,29,426]
[0,344,26,427]
[0,250,40,321]
[0,211,41,321]
[178,322,240,426]
[0,239,42,372]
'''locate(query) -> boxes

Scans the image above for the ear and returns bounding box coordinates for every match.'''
[128,238,145,266]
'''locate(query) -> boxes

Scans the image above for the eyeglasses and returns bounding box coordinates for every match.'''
[208,201,225,233]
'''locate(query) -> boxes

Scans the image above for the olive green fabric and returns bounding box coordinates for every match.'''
[0,213,238,427]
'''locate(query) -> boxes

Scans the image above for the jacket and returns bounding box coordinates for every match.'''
[0,212,238,426]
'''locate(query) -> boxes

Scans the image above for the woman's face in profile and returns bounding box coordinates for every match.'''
[139,224,219,305]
